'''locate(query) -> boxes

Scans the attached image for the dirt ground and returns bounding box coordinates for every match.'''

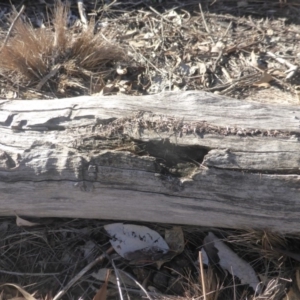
[0,1,300,299]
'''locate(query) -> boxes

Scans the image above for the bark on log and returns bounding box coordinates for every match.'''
[0,91,299,232]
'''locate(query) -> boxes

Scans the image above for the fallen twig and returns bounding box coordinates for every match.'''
[119,269,153,300]
[53,246,114,300]
[267,51,298,79]
[199,251,207,300]
[111,259,124,300]
[36,64,61,91]
[199,4,210,34]
[0,269,60,276]
[0,5,25,53]
[77,0,88,29]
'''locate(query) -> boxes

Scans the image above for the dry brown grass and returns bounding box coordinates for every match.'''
[0,1,126,98]
[0,217,296,300]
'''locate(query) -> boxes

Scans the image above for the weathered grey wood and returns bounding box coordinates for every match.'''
[0,91,299,232]
[1,91,300,130]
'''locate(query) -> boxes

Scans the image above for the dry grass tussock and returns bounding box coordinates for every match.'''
[0,2,126,98]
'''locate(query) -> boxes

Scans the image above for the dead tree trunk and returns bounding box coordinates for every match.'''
[0,91,299,232]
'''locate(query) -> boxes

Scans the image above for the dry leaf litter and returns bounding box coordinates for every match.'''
[0,0,299,103]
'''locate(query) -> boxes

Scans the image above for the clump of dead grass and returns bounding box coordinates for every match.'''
[0,1,126,98]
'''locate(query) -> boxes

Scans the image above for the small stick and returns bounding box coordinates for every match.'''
[119,269,153,300]
[0,5,25,53]
[36,64,61,91]
[53,246,114,300]
[267,51,298,79]
[199,251,207,300]
[199,4,210,34]
[0,269,60,276]
[223,21,233,38]
[212,50,223,73]
[77,0,88,29]
[129,44,164,75]
[267,51,296,69]
[148,6,175,26]
[111,259,124,300]
[231,266,236,300]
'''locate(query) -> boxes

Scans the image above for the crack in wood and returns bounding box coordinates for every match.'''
[74,132,208,192]
[72,111,300,142]
[72,111,300,185]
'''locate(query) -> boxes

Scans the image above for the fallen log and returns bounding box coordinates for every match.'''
[0,91,299,232]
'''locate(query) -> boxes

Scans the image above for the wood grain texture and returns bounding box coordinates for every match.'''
[0,91,299,232]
